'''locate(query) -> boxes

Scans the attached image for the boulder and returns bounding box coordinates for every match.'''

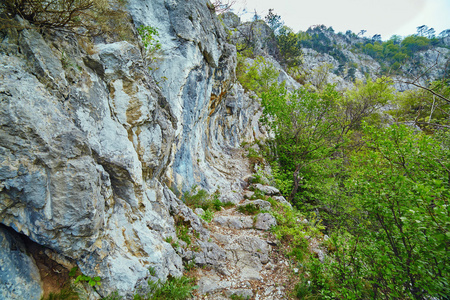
[255,213,277,230]
[253,184,281,195]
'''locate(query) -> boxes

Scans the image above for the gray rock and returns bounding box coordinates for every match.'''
[224,235,269,281]
[225,288,254,298]
[243,190,254,199]
[213,215,253,229]
[238,200,271,210]
[253,184,280,196]
[213,233,231,245]
[239,267,262,281]
[0,226,43,300]
[18,28,68,92]
[192,241,227,267]
[272,196,292,208]
[312,247,326,263]
[197,273,231,294]
[220,12,241,29]
[194,208,205,216]
[0,0,267,297]
[254,213,277,230]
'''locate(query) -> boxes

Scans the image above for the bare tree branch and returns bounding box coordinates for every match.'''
[401,80,450,104]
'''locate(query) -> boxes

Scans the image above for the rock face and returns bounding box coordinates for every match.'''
[0,226,43,300]
[0,0,264,297]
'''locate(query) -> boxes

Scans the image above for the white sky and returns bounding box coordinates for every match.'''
[233,0,450,40]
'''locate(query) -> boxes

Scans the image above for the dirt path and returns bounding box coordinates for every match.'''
[189,187,298,300]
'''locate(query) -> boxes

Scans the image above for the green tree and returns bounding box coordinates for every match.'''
[297,124,450,299]
[401,35,431,55]
[346,124,450,299]
[338,76,395,135]
[236,55,279,96]
[276,26,303,67]
[389,79,450,133]
[264,8,283,35]
[261,84,342,203]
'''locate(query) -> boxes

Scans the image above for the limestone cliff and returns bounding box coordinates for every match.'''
[1,1,448,299]
[0,0,265,298]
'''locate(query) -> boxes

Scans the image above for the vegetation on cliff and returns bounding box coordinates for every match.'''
[232,10,450,299]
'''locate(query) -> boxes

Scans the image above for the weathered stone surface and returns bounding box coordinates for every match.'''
[255,213,277,231]
[243,190,255,199]
[189,241,227,268]
[194,207,205,216]
[224,288,254,298]
[238,199,272,210]
[127,0,262,201]
[220,12,241,29]
[272,196,292,208]
[224,235,269,280]
[253,184,280,196]
[0,0,351,299]
[213,215,254,229]
[198,276,232,294]
[0,226,42,300]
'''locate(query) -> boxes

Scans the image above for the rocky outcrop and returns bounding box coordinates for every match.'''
[0,0,265,298]
[0,225,43,300]
[221,12,280,59]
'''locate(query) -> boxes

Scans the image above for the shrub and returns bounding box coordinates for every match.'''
[237,203,259,215]
[183,186,231,211]
[41,285,78,300]
[137,24,163,73]
[134,276,197,300]
[236,55,279,96]
[200,209,214,223]
[182,186,210,209]
[1,0,108,30]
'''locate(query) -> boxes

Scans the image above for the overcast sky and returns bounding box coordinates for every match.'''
[233,0,450,40]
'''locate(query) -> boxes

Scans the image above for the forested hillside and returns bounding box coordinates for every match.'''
[222,10,450,299]
[0,1,448,299]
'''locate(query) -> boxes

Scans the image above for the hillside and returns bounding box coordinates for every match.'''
[0,1,449,299]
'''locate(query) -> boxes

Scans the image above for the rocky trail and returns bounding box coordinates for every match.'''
[187,184,298,300]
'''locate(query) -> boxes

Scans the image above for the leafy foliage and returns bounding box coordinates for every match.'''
[295,125,450,299]
[200,209,214,223]
[134,276,197,300]
[276,26,303,67]
[236,55,279,96]
[74,274,101,287]
[261,83,342,203]
[0,0,126,36]
[182,185,231,211]
[137,25,161,55]
[1,0,105,28]
[264,9,283,35]
[248,55,449,298]
[389,79,450,133]
[237,203,260,215]
[41,285,78,300]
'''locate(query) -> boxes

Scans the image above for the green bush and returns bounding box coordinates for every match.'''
[200,209,214,223]
[294,124,450,299]
[182,186,211,209]
[183,186,231,211]
[40,286,78,300]
[236,55,279,96]
[237,203,260,215]
[134,276,197,300]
